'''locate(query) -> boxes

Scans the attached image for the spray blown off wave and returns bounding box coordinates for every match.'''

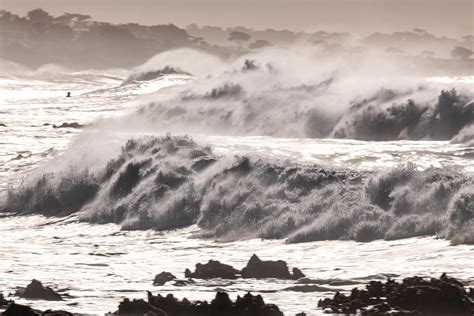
[111,49,474,142]
[2,135,473,245]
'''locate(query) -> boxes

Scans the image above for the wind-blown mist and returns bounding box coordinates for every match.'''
[116,48,474,142]
[2,48,473,246]
[2,135,473,245]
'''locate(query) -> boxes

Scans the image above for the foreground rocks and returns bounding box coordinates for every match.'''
[21,279,62,301]
[114,291,284,316]
[182,254,305,281]
[0,292,11,306]
[318,273,474,315]
[3,273,473,315]
[2,302,72,316]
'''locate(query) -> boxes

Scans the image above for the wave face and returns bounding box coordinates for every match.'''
[2,136,473,244]
[112,49,474,142]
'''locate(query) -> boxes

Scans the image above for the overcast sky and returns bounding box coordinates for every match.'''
[2,0,473,37]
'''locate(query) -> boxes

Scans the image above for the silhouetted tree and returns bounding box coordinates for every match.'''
[228,31,251,46]
[27,9,53,24]
[451,46,473,59]
[249,39,272,49]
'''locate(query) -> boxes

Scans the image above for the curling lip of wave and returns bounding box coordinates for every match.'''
[2,136,473,245]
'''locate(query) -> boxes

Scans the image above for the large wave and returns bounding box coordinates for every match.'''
[2,135,472,245]
[102,48,474,142]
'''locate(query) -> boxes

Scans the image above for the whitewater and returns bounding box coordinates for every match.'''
[0,50,473,315]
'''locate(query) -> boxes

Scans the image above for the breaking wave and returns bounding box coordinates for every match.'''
[2,136,472,244]
[105,48,474,142]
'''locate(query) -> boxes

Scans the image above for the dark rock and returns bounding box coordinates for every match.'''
[153,272,176,286]
[21,279,62,301]
[148,291,283,316]
[0,123,6,127]
[42,310,74,316]
[1,292,11,306]
[234,292,282,316]
[241,254,305,280]
[184,259,240,279]
[3,302,40,316]
[115,291,283,315]
[318,273,474,315]
[116,298,166,315]
[172,279,194,287]
[292,268,305,280]
[52,122,83,129]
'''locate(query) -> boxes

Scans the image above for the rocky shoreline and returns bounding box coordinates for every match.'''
[1,255,473,315]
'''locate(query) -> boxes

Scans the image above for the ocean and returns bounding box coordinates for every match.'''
[0,53,473,315]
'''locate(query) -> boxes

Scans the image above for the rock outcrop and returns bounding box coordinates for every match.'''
[241,254,305,280]
[183,254,305,281]
[115,291,283,316]
[153,272,177,286]
[52,122,84,129]
[2,302,72,316]
[318,273,474,315]
[184,260,240,279]
[21,279,62,301]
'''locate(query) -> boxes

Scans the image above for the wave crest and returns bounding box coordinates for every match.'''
[2,136,473,244]
[118,53,474,141]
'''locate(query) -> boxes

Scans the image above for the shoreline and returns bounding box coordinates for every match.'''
[2,271,473,315]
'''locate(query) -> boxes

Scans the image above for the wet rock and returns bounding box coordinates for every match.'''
[115,291,283,315]
[153,291,282,315]
[241,254,305,280]
[184,259,240,279]
[292,268,305,280]
[52,122,84,129]
[3,302,40,316]
[318,273,474,315]
[21,279,62,301]
[42,310,73,316]
[172,279,195,287]
[153,272,176,286]
[0,292,11,306]
[115,298,166,316]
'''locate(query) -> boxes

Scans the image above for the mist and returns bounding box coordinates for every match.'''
[1,3,474,315]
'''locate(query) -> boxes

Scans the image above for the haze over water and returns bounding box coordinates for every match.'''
[1,3,474,315]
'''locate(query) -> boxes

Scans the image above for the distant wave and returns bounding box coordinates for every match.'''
[2,136,472,245]
[122,66,189,85]
[115,50,474,142]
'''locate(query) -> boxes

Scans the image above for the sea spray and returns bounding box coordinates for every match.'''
[105,48,474,142]
[2,135,472,245]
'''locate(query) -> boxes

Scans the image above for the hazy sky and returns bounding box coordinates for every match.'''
[2,0,473,37]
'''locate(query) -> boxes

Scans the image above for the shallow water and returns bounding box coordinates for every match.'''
[1,214,473,315]
[0,72,473,315]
